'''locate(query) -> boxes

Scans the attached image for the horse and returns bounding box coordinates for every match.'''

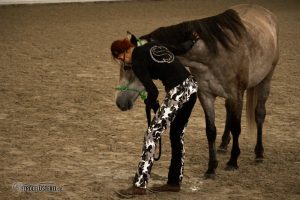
[114,4,279,178]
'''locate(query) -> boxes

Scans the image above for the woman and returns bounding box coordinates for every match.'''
[111,34,198,196]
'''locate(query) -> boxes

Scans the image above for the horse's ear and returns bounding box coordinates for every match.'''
[127,31,138,46]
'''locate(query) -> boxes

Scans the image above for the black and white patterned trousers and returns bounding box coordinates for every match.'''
[133,76,198,188]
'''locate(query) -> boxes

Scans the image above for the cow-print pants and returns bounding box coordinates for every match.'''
[133,76,198,188]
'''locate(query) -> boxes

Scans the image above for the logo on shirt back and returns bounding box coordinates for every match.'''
[150,45,175,63]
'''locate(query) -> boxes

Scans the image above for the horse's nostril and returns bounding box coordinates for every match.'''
[127,101,133,110]
[116,101,122,109]
[116,102,125,110]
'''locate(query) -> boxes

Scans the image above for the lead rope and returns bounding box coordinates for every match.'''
[115,85,162,161]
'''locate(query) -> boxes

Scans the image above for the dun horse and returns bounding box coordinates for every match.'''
[114,4,279,178]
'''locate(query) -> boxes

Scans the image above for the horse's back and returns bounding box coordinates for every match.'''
[232,4,279,88]
[232,4,278,42]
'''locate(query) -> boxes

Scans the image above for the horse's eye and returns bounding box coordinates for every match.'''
[124,65,132,71]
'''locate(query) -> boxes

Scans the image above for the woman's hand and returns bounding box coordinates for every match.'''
[152,100,160,113]
[144,99,160,113]
[191,31,200,43]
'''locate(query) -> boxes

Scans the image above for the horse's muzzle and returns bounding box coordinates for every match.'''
[116,99,133,111]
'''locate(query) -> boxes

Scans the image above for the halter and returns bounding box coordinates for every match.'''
[115,85,147,101]
[137,38,147,47]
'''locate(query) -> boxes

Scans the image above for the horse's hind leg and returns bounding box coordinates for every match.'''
[225,92,244,170]
[218,99,231,153]
[254,71,274,162]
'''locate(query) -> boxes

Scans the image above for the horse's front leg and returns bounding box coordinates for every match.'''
[218,99,231,153]
[199,94,218,179]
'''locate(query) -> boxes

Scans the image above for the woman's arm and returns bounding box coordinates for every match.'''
[156,32,200,55]
[164,41,195,55]
[132,51,159,110]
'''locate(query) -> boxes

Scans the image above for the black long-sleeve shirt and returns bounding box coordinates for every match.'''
[132,42,192,108]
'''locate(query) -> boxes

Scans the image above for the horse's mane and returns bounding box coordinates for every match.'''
[141,9,246,54]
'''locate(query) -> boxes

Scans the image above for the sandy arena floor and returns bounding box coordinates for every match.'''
[0,0,299,199]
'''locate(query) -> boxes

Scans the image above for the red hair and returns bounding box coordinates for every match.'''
[111,39,134,58]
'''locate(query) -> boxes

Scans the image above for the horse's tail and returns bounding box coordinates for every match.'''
[246,87,257,134]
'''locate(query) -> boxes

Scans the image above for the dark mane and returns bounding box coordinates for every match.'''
[141,9,246,54]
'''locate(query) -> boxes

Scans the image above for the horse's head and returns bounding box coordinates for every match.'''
[115,62,145,111]
[113,32,148,111]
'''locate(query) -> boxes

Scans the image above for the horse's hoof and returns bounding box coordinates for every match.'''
[225,164,239,171]
[255,157,264,163]
[204,172,216,179]
[217,147,228,154]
